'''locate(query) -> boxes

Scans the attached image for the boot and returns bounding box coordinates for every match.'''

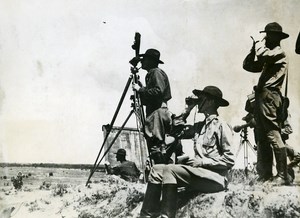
[161,184,177,218]
[139,183,162,218]
[288,152,300,168]
[272,147,291,186]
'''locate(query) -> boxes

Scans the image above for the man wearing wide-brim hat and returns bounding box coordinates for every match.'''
[133,48,172,165]
[139,86,235,218]
[243,22,291,185]
[105,148,141,182]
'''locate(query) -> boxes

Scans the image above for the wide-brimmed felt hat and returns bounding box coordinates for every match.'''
[140,48,164,64]
[114,148,126,156]
[260,22,289,39]
[192,86,229,107]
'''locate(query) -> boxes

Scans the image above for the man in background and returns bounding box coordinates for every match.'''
[243,22,291,185]
[242,99,299,183]
[105,148,140,182]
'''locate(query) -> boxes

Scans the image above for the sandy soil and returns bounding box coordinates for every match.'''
[1,167,300,218]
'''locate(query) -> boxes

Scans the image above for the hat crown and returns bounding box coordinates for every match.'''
[144,49,160,60]
[264,22,283,32]
[203,86,223,99]
[116,148,126,156]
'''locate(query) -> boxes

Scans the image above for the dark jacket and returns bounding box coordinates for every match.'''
[138,67,172,116]
[112,160,140,182]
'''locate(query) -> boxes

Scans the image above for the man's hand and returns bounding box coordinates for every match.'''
[132,83,141,91]
[185,158,204,167]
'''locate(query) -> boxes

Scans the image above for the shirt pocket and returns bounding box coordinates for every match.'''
[202,133,216,154]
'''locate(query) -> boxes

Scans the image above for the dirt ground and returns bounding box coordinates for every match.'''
[0,166,300,218]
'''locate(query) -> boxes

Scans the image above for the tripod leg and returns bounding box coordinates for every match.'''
[243,141,249,177]
[247,141,257,155]
[235,139,243,158]
[86,77,132,186]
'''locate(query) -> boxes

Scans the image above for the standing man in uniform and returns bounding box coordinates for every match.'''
[139,86,235,218]
[133,48,172,164]
[243,22,291,185]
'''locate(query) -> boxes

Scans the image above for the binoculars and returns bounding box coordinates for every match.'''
[185,97,201,105]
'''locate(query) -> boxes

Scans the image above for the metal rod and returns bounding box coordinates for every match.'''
[86,77,132,186]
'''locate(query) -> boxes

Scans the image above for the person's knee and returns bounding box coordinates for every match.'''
[266,130,285,149]
[148,164,165,184]
[162,165,177,184]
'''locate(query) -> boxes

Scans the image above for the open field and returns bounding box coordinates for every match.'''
[1,165,300,218]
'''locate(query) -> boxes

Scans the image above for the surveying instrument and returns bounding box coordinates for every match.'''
[86,32,147,186]
[233,122,257,177]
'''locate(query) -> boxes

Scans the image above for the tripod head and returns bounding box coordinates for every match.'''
[233,121,252,141]
[129,32,141,68]
[233,122,251,133]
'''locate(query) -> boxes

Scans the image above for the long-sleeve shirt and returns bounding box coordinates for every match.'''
[138,67,172,116]
[180,115,235,173]
[243,42,288,91]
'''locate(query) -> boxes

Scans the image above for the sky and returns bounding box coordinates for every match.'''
[0,0,300,166]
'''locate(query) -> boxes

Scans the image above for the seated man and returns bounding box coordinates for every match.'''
[105,148,141,182]
[139,86,235,218]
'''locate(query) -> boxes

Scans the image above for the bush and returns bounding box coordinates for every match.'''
[11,176,23,190]
[52,184,68,197]
[40,181,51,190]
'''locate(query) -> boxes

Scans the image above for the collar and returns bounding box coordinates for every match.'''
[205,114,218,126]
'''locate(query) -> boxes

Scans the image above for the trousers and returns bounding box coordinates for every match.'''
[148,164,226,193]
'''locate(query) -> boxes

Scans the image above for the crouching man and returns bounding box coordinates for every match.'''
[105,148,141,182]
[139,86,235,218]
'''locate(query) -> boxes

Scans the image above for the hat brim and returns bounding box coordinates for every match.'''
[192,89,229,107]
[114,152,126,156]
[139,54,164,64]
[259,30,289,39]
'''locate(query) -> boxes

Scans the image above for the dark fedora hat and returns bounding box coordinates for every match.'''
[260,22,289,39]
[192,86,229,107]
[114,148,126,156]
[140,48,164,64]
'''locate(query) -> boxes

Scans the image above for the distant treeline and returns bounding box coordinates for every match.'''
[0,162,105,170]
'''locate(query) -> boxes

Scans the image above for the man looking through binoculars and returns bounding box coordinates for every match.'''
[132,48,172,164]
[139,86,235,218]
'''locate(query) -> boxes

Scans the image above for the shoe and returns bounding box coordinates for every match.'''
[288,153,300,168]
[270,175,292,186]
